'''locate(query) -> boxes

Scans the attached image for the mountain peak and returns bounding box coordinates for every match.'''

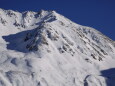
[0,8,115,86]
[0,8,60,29]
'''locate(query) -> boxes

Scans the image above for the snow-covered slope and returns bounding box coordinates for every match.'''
[0,8,115,86]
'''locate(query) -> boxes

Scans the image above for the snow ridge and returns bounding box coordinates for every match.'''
[0,8,115,86]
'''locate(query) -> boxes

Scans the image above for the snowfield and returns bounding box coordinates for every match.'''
[0,8,115,86]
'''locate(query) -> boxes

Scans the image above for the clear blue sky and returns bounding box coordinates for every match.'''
[0,0,115,40]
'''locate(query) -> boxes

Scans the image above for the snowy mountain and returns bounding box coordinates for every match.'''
[0,8,115,86]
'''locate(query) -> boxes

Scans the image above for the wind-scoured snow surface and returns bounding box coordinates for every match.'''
[0,8,115,86]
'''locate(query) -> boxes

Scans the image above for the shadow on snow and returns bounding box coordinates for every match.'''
[101,68,115,86]
[2,29,36,53]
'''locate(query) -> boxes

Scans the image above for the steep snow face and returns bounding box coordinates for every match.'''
[0,8,115,86]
